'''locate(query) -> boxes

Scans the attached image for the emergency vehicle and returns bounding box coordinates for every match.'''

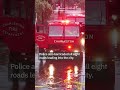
[35,20,85,52]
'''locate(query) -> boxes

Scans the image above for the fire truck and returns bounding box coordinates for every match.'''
[35,20,85,52]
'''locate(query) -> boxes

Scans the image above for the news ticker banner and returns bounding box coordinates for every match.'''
[38,52,82,60]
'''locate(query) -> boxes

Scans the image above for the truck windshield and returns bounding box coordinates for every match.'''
[49,26,63,36]
[67,17,76,22]
[65,26,79,37]
[67,17,85,24]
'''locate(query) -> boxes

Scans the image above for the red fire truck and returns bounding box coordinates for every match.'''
[35,20,85,52]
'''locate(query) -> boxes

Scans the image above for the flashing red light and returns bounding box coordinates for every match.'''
[65,20,70,24]
[61,20,70,24]
[68,45,72,49]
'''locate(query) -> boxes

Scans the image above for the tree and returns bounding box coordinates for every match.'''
[78,0,85,10]
[35,0,53,24]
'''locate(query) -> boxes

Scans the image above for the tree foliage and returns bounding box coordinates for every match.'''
[78,0,85,10]
[35,0,53,23]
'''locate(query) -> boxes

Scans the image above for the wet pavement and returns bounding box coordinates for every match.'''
[35,51,85,90]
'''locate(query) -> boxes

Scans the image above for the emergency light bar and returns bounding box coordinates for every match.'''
[48,20,80,25]
[67,13,85,17]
